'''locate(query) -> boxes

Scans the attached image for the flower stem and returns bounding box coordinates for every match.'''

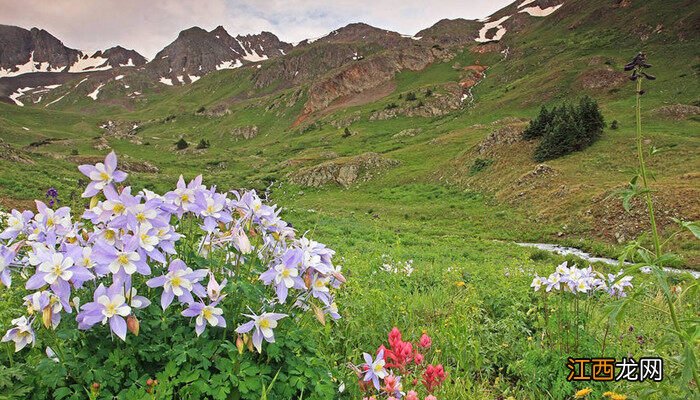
[635,77,699,389]
[635,78,661,258]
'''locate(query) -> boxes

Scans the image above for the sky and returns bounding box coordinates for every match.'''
[0,0,512,59]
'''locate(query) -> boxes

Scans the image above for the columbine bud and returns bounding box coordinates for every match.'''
[245,334,254,353]
[146,378,154,386]
[91,382,100,396]
[311,303,326,326]
[236,335,245,354]
[42,307,53,329]
[127,315,140,336]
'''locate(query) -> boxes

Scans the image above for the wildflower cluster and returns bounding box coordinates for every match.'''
[530,262,633,298]
[353,327,445,399]
[1,151,344,353]
[380,255,414,276]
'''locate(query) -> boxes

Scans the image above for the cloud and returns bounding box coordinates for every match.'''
[0,0,512,59]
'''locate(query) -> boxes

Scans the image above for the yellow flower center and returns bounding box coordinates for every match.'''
[181,194,190,203]
[104,230,115,240]
[117,254,129,265]
[207,205,215,213]
[136,213,146,222]
[113,204,125,214]
[171,276,182,287]
[281,269,291,278]
[202,308,212,320]
[53,264,63,275]
[100,172,109,181]
[105,303,116,316]
[46,218,55,227]
[259,318,270,329]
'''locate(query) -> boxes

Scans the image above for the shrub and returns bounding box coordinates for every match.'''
[385,102,398,110]
[175,138,189,150]
[530,96,605,162]
[342,127,352,138]
[610,120,619,130]
[405,92,417,101]
[196,106,206,114]
[196,139,210,149]
[70,149,79,155]
[425,88,433,97]
[469,158,493,175]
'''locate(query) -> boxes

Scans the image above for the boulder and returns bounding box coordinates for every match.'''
[289,152,399,188]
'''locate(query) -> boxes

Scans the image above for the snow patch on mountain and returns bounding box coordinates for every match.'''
[159,77,173,85]
[519,3,563,17]
[9,87,35,106]
[518,0,536,7]
[87,83,105,100]
[475,15,511,42]
[216,59,243,70]
[0,52,54,78]
[69,53,110,72]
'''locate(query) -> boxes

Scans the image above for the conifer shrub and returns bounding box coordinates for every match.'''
[524,96,605,161]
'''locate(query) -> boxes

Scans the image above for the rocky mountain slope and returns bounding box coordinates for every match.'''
[0,24,146,78]
[146,26,292,84]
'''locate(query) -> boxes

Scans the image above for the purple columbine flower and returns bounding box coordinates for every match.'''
[235,312,287,353]
[77,151,128,198]
[33,200,72,237]
[76,283,131,340]
[92,238,150,278]
[206,272,227,302]
[181,300,226,336]
[1,316,35,352]
[362,348,388,390]
[324,301,341,320]
[298,237,335,275]
[163,175,204,217]
[0,209,34,240]
[24,291,62,329]
[310,275,332,305]
[260,249,305,303]
[26,251,93,309]
[145,259,208,309]
[124,287,151,309]
[196,190,232,233]
[0,245,16,287]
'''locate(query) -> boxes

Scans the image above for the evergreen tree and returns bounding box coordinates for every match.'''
[523,105,553,140]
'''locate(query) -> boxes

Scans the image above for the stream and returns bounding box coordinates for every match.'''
[515,242,700,279]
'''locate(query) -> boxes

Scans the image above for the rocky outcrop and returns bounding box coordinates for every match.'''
[477,122,528,155]
[0,139,34,164]
[99,120,140,138]
[289,152,399,188]
[392,128,422,139]
[230,125,259,140]
[652,104,700,119]
[578,68,628,90]
[370,83,463,120]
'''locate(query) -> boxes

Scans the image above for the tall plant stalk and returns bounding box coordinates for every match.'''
[629,55,699,389]
[634,78,661,257]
